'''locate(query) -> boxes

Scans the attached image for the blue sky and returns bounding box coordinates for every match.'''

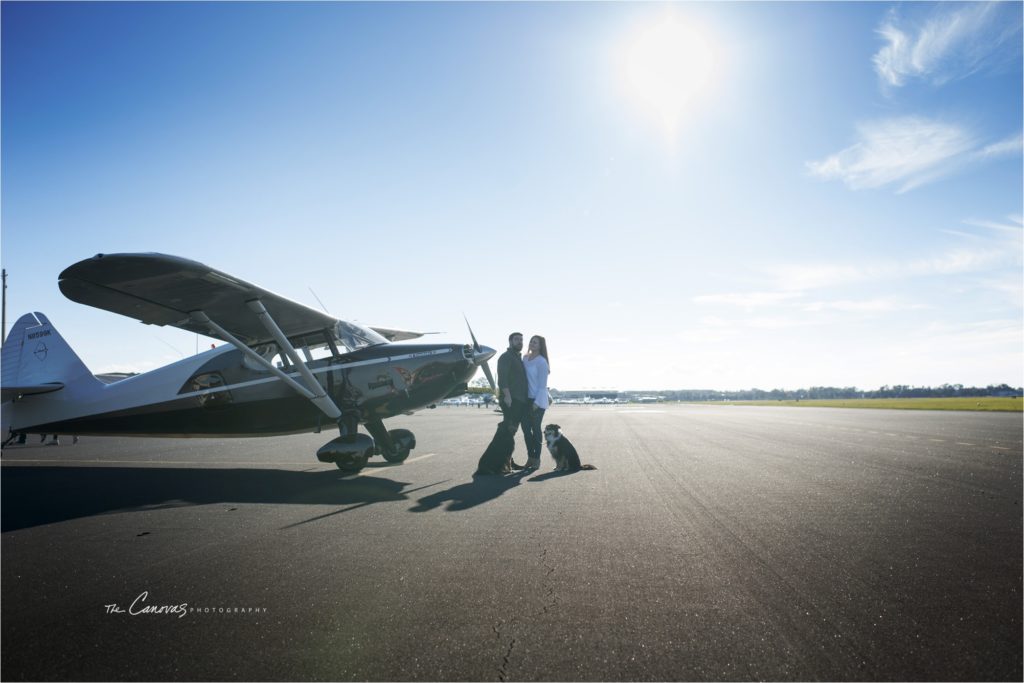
[2,1,1021,391]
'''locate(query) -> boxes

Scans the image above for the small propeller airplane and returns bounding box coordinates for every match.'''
[1,253,497,471]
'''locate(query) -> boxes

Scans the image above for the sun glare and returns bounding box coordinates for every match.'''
[621,15,716,139]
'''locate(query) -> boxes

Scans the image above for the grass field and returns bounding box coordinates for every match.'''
[695,397,1023,412]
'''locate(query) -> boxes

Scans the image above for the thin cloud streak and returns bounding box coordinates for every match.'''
[873,2,1021,88]
[975,133,1024,160]
[800,299,928,314]
[767,247,1013,292]
[806,118,1021,194]
[695,217,1020,303]
[691,291,802,308]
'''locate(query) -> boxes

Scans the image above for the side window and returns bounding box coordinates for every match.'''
[306,345,334,362]
[189,372,232,407]
[289,331,338,364]
[242,344,279,373]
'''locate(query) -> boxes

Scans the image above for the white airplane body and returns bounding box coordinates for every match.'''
[2,253,497,471]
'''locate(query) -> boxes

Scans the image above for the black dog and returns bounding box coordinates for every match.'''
[475,422,516,475]
[543,424,596,472]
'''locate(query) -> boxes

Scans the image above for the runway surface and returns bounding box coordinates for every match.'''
[2,404,1021,681]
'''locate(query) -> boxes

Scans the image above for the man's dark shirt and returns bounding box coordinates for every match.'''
[497,346,528,402]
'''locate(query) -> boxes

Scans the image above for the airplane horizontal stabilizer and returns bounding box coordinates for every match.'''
[1,312,102,402]
[1,383,64,403]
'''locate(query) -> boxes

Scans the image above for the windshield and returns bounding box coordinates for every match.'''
[334,320,388,352]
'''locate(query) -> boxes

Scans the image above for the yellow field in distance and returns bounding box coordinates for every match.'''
[694,397,1022,412]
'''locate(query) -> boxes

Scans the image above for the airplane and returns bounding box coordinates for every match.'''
[1,253,497,472]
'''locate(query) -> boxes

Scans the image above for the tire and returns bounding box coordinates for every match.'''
[335,452,370,472]
[381,428,415,463]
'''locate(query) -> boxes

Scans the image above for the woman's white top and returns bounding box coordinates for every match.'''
[522,354,550,409]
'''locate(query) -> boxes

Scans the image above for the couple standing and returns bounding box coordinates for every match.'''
[496,331,550,470]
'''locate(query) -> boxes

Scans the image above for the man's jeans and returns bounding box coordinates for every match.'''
[521,404,545,461]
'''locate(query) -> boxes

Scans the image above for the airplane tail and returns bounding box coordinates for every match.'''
[1,312,104,399]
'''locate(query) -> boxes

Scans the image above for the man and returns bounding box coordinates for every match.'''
[496,331,528,471]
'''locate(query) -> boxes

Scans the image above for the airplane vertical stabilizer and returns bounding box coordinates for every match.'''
[1,312,103,396]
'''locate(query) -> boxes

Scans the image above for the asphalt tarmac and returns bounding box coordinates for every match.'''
[1,404,1021,681]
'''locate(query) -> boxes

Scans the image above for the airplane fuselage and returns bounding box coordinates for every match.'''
[10,343,478,437]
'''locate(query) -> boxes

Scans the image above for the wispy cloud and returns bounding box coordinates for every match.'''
[693,216,1021,311]
[806,118,1020,193]
[696,248,1015,305]
[976,275,1024,309]
[691,291,802,308]
[766,246,1014,293]
[693,289,928,315]
[800,298,928,314]
[915,319,1024,359]
[975,133,1024,160]
[964,214,1024,234]
[873,2,1022,89]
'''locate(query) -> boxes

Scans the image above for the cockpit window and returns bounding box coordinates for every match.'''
[248,323,389,374]
[289,331,335,362]
[334,321,387,352]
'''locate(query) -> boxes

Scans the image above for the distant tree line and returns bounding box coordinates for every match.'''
[474,379,1022,400]
[655,384,1022,401]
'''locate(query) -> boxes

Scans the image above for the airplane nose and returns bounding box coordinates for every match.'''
[472,345,496,365]
[471,345,497,394]
[462,317,497,394]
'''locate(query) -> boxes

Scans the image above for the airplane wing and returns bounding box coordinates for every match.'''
[58,253,347,345]
[369,326,433,342]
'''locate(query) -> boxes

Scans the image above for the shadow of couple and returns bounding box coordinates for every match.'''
[409,467,578,512]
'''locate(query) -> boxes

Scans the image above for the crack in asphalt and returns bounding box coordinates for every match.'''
[538,547,558,616]
[492,618,517,682]
[493,547,560,680]
[498,637,516,682]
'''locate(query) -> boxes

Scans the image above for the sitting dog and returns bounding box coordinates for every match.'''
[543,424,596,472]
[475,422,517,475]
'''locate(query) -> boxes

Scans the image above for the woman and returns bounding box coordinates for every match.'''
[521,335,550,469]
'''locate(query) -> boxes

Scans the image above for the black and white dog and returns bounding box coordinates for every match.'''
[543,424,596,472]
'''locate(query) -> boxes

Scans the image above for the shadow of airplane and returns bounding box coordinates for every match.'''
[0,466,422,532]
[409,471,527,512]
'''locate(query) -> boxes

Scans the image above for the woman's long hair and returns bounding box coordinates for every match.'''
[530,335,549,370]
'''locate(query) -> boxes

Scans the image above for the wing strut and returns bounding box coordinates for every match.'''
[189,307,343,421]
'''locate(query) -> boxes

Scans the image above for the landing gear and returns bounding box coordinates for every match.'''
[334,450,370,473]
[381,428,415,463]
[316,417,416,471]
[317,414,374,472]
[317,433,375,471]
[366,419,416,464]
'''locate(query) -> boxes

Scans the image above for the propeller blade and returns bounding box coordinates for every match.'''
[464,314,497,394]
[463,314,481,352]
[480,359,497,394]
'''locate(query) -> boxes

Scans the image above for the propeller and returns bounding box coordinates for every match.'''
[464,315,497,394]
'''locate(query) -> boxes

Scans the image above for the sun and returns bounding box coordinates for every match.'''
[621,15,716,138]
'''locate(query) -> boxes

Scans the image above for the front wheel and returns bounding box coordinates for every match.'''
[381,428,415,463]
